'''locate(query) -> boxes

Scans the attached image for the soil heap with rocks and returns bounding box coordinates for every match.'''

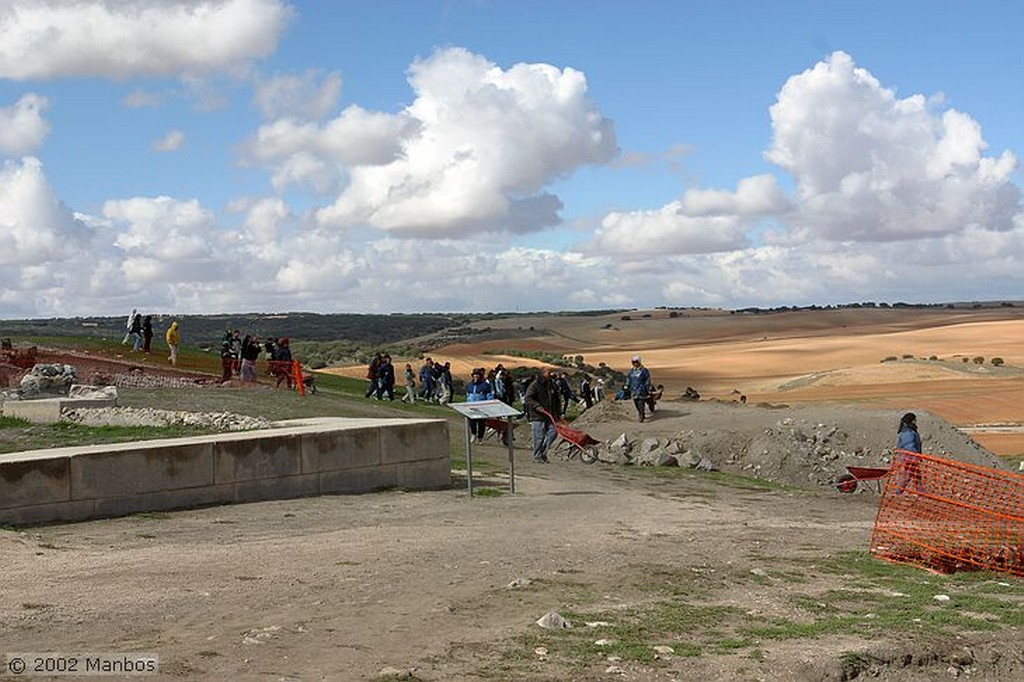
[571,398,1007,488]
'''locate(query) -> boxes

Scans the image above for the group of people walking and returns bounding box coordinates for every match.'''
[122,309,180,366]
[359,350,666,462]
[219,329,294,387]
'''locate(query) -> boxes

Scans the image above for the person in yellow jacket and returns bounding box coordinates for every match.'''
[165,320,180,366]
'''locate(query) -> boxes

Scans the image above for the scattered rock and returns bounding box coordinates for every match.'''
[377,666,416,679]
[68,384,118,400]
[17,363,76,398]
[60,406,272,431]
[536,611,572,629]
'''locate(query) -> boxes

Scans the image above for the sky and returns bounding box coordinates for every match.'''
[1,0,1023,318]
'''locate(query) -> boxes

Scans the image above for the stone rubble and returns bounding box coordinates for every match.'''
[61,406,273,431]
[576,397,1006,489]
[15,363,77,399]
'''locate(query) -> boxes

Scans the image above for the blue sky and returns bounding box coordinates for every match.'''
[1,0,1022,318]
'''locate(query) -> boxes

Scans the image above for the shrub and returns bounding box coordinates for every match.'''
[621,315,631,321]
[881,356,897,363]
[973,356,985,364]
[963,357,970,363]
[992,357,1005,366]
[928,355,938,361]
[902,354,914,359]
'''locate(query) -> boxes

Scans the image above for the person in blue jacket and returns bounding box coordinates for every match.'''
[894,412,923,492]
[465,367,494,443]
[625,355,653,422]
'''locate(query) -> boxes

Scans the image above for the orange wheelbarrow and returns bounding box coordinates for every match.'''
[483,417,512,444]
[539,409,601,463]
[835,466,890,493]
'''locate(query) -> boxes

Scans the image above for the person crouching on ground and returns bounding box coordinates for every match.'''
[465,367,494,443]
[524,367,561,463]
[626,355,653,422]
[646,383,664,413]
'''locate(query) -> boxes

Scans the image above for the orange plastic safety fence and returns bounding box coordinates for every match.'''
[871,449,1024,576]
[266,360,305,396]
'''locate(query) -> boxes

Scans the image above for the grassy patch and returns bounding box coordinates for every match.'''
[0,415,32,428]
[0,421,218,454]
[610,463,791,491]
[465,550,1024,677]
[472,487,507,497]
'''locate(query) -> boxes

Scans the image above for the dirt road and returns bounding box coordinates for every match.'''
[5,410,1023,681]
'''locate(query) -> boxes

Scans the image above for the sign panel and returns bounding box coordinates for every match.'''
[449,399,521,420]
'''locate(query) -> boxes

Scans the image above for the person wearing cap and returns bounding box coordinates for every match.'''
[625,354,653,422]
[465,368,494,443]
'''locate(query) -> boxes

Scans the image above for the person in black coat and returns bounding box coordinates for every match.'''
[523,368,561,463]
[141,315,154,353]
[375,354,396,401]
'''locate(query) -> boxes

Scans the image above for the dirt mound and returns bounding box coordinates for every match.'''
[572,398,1006,488]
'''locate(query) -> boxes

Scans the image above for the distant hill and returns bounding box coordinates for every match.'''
[0,312,479,346]
[2,301,1017,349]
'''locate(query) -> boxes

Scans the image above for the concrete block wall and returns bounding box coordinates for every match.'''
[0,417,450,526]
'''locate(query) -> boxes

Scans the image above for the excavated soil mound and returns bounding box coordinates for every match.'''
[571,398,1006,488]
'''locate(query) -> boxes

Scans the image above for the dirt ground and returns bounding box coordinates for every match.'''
[4,309,1024,680]
[4,399,1024,681]
[0,440,1003,682]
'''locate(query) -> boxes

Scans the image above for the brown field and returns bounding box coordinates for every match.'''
[326,306,1024,456]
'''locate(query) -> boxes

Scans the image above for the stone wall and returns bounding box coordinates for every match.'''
[0,417,450,526]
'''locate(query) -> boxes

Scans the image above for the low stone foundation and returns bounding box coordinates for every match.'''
[0,417,450,526]
[1,395,119,424]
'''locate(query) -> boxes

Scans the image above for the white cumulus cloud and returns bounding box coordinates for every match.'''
[680,174,789,216]
[310,47,618,237]
[765,51,1020,242]
[0,0,293,80]
[0,157,91,266]
[591,204,749,256]
[0,94,51,156]
[104,196,222,263]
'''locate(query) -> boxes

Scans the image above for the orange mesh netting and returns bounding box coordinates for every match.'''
[871,449,1024,576]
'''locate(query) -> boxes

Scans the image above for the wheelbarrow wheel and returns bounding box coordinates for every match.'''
[580,444,599,464]
[835,473,858,493]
